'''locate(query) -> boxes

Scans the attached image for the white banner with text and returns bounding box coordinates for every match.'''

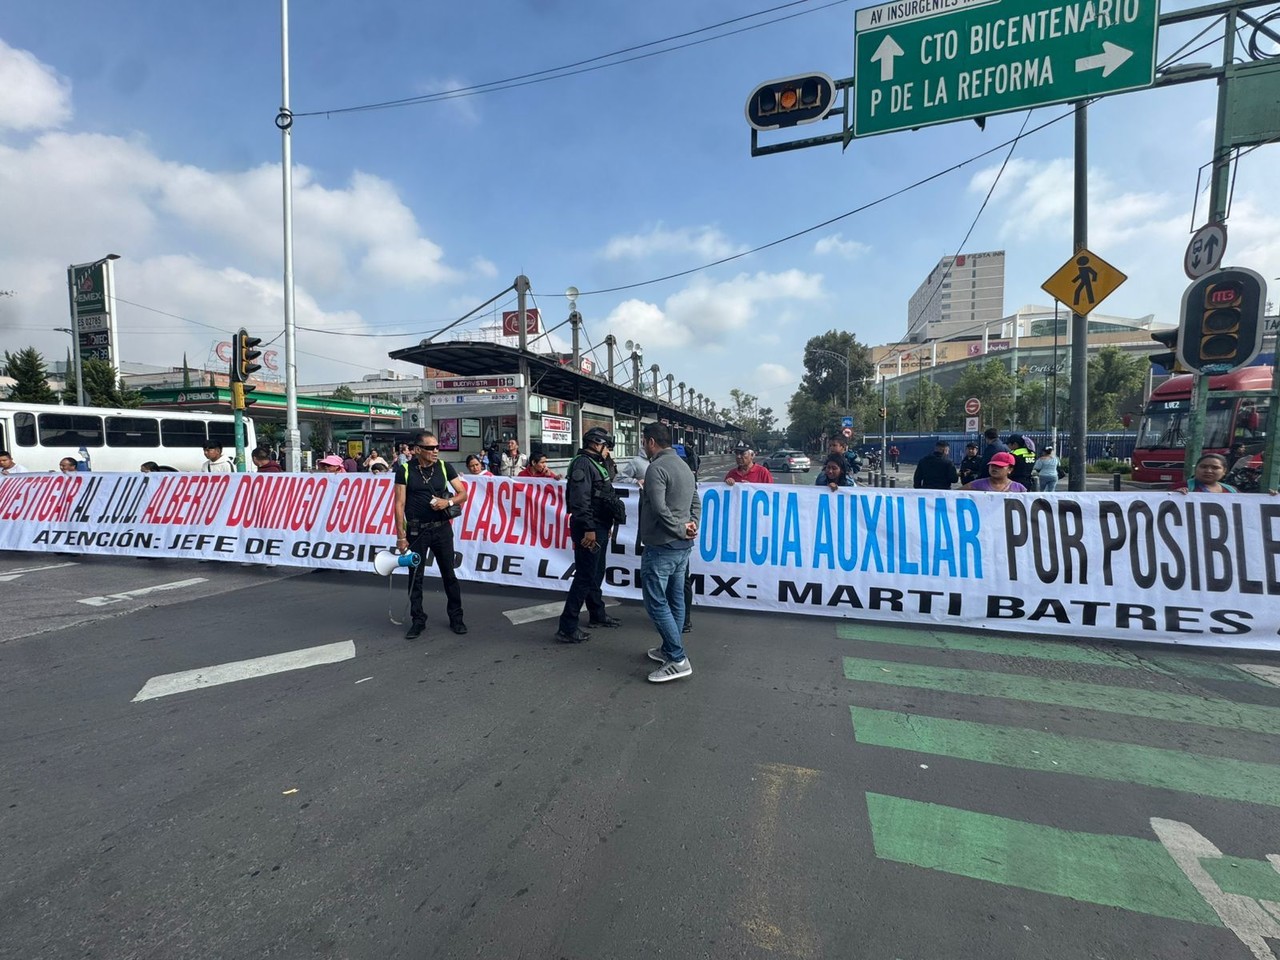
[2,472,1278,649]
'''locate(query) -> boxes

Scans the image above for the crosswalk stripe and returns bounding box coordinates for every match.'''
[863,792,1280,926]
[836,623,1266,685]
[1237,664,1280,688]
[851,706,1280,808]
[844,657,1280,736]
[0,561,78,582]
[79,578,208,607]
[503,599,619,625]
[131,640,356,702]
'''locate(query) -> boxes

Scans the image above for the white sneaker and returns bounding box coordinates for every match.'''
[647,647,666,664]
[647,658,691,683]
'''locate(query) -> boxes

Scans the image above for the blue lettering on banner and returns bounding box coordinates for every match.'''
[702,489,982,578]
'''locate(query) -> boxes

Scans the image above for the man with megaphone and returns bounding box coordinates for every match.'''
[394,430,469,640]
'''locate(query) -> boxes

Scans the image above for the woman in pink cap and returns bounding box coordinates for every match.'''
[316,454,346,473]
[963,451,1027,493]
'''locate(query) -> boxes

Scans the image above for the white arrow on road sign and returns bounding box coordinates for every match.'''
[871,35,904,82]
[1184,223,1228,280]
[1075,42,1133,78]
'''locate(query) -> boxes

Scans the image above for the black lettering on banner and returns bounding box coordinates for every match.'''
[688,573,704,596]
[869,587,904,612]
[907,589,946,614]
[1057,500,1087,583]
[1126,501,1157,589]
[1156,502,1186,589]
[1116,603,1157,631]
[1264,505,1280,594]
[501,556,522,575]
[1005,499,1028,579]
[1097,500,1125,587]
[1231,504,1264,595]
[604,567,632,588]
[1200,503,1232,592]
[988,595,1024,618]
[244,537,282,557]
[1164,606,1204,634]
[1029,499,1058,583]
[1027,598,1071,623]
[1069,600,1107,626]
[779,580,822,604]
[827,585,863,608]
[1210,609,1252,635]
[476,553,499,573]
[708,575,742,598]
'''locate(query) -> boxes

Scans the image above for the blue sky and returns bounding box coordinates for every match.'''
[1,0,1277,420]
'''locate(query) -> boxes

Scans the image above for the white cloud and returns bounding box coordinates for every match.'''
[0,39,71,131]
[754,362,794,388]
[814,233,870,260]
[602,225,745,261]
[601,269,825,353]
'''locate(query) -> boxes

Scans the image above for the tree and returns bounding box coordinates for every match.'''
[724,388,775,450]
[787,331,877,447]
[63,358,142,408]
[902,379,946,433]
[1088,346,1146,429]
[331,384,357,401]
[3,348,58,403]
[946,360,1016,434]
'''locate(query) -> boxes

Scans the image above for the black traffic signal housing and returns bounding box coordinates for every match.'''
[1177,268,1266,374]
[1149,328,1180,374]
[232,328,263,383]
[230,328,262,410]
[745,73,835,131]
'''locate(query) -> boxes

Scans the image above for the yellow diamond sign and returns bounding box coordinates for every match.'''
[1041,249,1127,313]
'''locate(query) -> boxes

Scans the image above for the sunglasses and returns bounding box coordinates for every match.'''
[415,444,439,451]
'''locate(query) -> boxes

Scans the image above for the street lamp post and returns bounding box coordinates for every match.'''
[624,340,643,392]
[811,348,851,414]
[65,253,120,407]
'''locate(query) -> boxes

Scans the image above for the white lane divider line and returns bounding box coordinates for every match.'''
[79,578,208,607]
[1237,664,1280,688]
[132,640,356,702]
[503,599,620,626]
[0,561,79,582]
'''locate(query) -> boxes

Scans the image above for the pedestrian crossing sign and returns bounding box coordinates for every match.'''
[1041,248,1127,313]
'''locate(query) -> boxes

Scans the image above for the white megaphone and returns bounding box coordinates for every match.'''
[373,549,420,576]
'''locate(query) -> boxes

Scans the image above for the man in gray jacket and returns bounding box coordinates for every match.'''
[639,423,701,683]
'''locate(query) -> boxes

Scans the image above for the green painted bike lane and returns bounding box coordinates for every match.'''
[836,629,1280,938]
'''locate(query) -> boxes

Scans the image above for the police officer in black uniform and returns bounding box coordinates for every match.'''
[394,429,468,640]
[555,427,625,643]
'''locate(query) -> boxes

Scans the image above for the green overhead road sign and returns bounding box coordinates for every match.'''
[853,0,1159,137]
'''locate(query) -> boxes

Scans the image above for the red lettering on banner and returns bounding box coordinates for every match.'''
[0,475,82,523]
[325,478,396,534]
[455,478,570,550]
[140,475,230,525]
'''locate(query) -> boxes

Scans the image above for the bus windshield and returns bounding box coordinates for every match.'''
[1136,397,1234,451]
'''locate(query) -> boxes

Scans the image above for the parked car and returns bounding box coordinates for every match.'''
[764,449,811,473]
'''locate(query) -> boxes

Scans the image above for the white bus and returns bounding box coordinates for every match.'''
[0,402,257,472]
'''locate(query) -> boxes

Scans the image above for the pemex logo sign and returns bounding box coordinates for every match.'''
[73,264,108,317]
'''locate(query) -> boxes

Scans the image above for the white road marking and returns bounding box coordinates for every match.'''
[132,640,356,702]
[1236,664,1280,687]
[0,561,78,582]
[503,599,619,625]
[1151,817,1280,960]
[79,578,208,607]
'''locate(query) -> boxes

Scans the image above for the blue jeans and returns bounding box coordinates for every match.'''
[641,542,692,663]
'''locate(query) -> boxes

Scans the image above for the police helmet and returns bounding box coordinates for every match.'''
[583,427,614,448]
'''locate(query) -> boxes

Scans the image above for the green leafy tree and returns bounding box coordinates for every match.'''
[786,331,877,446]
[3,347,58,403]
[62,358,142,408]
[1087,346,1146,429]
[331,384,357,401]
[724,388,776,450]
[901,379,946,433]
[946,360,1016,433]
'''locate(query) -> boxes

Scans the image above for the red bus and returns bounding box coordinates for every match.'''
[1131,366,1272,484]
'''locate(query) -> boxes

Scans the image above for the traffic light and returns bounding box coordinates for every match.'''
[879,407,887,419]
[745,73,835,131]
[231,328,262,383]
[1177,267,1266,374]
[1149,328,1180,373]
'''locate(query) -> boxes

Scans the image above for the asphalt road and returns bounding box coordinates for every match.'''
[4,520,1280,958]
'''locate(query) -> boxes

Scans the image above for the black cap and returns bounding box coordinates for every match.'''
[583,427,613,447]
